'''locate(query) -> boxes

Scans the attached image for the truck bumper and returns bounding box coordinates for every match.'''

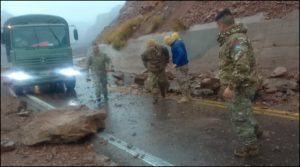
[11,75,75,87]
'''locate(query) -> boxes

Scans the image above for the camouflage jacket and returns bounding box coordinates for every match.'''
[217,23,257,89]
[141,45,170,73]
[86,48,111,72]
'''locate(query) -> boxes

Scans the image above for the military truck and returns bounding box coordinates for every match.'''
[1,14,80,95]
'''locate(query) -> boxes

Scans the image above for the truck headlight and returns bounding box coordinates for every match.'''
[7,71,32,81]
[58,67,81,76]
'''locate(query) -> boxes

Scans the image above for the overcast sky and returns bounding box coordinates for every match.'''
[1,1,125,23]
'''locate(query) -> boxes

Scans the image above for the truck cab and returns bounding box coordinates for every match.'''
[1,14,80,95]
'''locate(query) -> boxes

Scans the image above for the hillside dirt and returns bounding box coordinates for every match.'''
[98,1,299,40]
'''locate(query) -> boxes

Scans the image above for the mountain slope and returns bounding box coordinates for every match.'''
[96,1,299,49]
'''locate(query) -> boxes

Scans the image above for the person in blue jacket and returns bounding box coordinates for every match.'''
[164,32,191,103]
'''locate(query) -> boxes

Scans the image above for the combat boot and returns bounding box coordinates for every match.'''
[159,84,167,98]
[152,94,159,104]
[177,96,190,103]
[255,125,263,139]
[104,96,109,102]
[160,90,166,99]
[96,97,102,108]
[234,144,259,157]
[96,97,101,103]
[153,98,159,104]
[187,95,192,101]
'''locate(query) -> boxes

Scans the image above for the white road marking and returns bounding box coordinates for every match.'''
[25,95,55,110]
[97,133,174,166]
[8,87,16,97]
[21,93,173,166]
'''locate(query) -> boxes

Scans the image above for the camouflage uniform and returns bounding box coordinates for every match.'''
[217,23,260,147]
[86,47,111,100]
[141,45,169,102]
[175,64,191,97]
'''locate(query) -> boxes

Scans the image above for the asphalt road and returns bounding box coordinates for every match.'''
[22,74,299,166]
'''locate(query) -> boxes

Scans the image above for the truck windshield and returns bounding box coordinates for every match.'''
[12,25,68,49]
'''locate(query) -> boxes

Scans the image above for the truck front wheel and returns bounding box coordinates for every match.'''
[13,86,24,96]
[50,82,64,93]
[65,78,76,91]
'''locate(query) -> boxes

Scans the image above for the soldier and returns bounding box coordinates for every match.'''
[141,39,170,104]
[86,42,112,103]
[215,9,263,157]
[164,33,191,103]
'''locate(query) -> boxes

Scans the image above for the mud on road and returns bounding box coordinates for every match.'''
[13,73,298,166]
[0,76,117,166]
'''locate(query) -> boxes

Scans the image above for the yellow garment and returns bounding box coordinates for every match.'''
[171,32,179,40]
[163,35,172,45]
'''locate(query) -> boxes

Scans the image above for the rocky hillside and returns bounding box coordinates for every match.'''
[96,1,299,49]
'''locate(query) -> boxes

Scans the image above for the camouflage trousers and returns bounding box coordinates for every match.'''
[175,64,191,96]
[225,86,259,146]
[92,71,108,99]
[148,70,169,101]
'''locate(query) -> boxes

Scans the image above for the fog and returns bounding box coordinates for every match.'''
[1,1,125,54]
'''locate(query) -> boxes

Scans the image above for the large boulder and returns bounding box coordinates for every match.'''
[115,79,124,86]
[1,140,15,152]
[192,89,214,97]
[190,80,202,90]
[22,107,106,146]
[200,77,221,93]
[262,78,299,92]
[113,71,125,86]
[112,71,125,81]
[134,73,148,85]
[270,66,288,78]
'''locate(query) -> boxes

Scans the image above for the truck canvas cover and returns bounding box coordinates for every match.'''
[3,14,68,26]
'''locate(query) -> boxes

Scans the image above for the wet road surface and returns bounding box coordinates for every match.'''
[22,74,299,166]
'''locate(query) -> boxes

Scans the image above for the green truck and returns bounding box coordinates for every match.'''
[1,14,80,95]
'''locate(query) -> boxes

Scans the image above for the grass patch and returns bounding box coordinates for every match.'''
[171,19,189,32]
[144,15,164,34]
[100,16,143,50]
[99,12,164,50]
[97,0,164,49]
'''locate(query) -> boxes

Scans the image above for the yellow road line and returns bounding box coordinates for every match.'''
[198,98,299,117]
[174,96,298,120]
[108,86,299,120]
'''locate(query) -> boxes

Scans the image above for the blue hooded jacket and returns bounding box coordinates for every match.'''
[170,39,189,67]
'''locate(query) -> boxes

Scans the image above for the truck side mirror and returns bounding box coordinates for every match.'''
[74,29,78,40]
[1,32,5,44]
